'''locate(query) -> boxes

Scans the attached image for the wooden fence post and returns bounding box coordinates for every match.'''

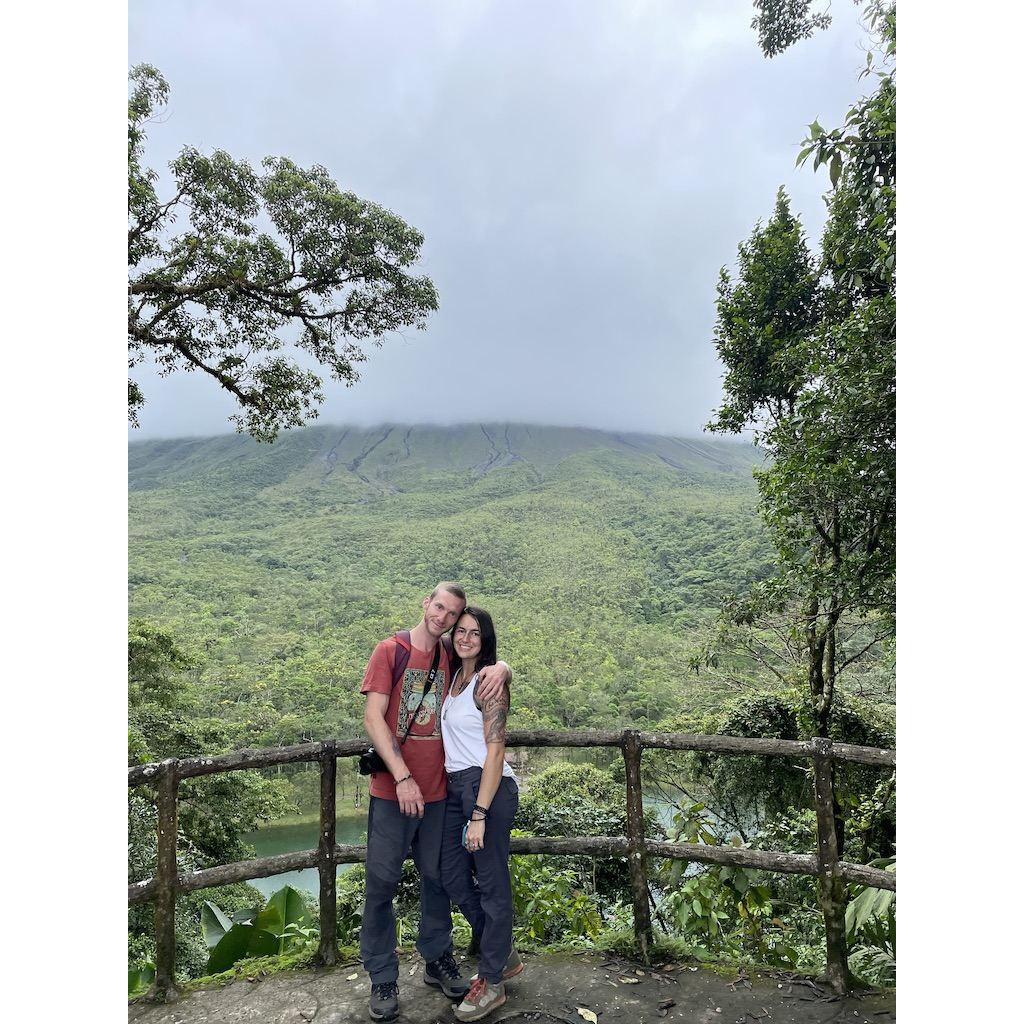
[811,737,851,995]
[622,730,653,962]
[316,740,339,966]
[149,761,180,1002]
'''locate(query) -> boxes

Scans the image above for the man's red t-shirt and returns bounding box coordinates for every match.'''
[360,636,453,802]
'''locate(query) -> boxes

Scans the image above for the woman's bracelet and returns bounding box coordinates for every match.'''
[394,773,412,786]
[470,814,487,822]
[472,804,490,818]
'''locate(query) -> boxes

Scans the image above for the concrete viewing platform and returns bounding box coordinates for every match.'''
[128,950,896,1024]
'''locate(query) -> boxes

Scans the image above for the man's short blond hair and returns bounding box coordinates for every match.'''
[430,581,467,604]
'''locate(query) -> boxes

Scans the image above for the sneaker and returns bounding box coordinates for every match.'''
[472,947,524,983]
[454,977,507,1021]
[423,949,470,999]
[502,947,524,981]
[369,980,400,1021]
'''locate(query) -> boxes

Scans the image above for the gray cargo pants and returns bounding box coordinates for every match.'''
[359,796,454,984]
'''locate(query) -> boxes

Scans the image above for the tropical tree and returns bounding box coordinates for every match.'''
[707,1,896,738]
[128,64,439,441]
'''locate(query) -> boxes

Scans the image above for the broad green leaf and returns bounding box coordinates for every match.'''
[257,885,311,937]
[255,901,283,936]
[206,923,279,975]
[830,154,842,188]
[129,963,154,996]
[846,885,895,939]
[201,901,234,949]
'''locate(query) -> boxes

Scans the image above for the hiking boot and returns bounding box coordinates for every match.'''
[454,977,507,1021]
[472,947,524,983]
[423,949,471,999]
[502,947,524,981]
[368,980,400,1021]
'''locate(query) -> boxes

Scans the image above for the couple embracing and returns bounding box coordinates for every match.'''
[359,582,522,1022]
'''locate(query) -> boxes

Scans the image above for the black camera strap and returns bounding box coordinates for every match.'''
[398,642,442,745]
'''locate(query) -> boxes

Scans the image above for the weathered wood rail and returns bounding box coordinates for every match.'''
[129,729,895,1002]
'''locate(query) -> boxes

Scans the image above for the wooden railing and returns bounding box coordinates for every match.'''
[128,729,895,1002]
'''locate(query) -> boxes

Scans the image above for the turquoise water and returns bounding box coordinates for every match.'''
[242,812,369,899]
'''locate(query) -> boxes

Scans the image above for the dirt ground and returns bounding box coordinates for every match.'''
[128,950,895,1024]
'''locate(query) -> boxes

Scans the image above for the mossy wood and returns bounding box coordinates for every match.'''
[127,732,891,787]
[129,728,894,1001]
[812,738,852,994]
[316,740,338,967]
[622,730,654,961]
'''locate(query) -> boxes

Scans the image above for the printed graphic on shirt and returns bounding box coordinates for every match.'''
[398,667,446,739]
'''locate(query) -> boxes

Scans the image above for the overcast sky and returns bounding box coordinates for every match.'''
[128,0,869,441]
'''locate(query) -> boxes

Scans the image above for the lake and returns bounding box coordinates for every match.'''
[242,811,369,899]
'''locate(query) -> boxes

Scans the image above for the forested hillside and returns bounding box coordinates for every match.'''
[129,423,775,745]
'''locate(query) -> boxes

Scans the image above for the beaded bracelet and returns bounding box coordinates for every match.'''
[472,804,490,818]
[395,773,413,786]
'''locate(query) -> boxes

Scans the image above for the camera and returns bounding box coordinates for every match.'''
[358,746,386,776]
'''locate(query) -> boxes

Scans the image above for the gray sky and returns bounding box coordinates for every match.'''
[129,0,869,440]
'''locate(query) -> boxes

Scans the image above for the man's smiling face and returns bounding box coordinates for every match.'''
[421,588,466,638]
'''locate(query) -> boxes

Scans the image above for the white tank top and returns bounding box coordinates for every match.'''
[441,672,516,779]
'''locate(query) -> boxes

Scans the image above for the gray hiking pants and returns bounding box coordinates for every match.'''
[360,796,454,984]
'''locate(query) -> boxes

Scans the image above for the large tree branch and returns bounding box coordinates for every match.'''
[130,276,240,299]
[131,321,257,408]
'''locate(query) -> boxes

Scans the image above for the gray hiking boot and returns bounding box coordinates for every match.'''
[368,980,399,1021]
[424,949,471,999]
[455,978,507,1021]
[472,947,524,983]
[502,947,524,981]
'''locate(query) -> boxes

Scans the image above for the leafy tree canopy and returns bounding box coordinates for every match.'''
[128,65,439,441]
[708,2,895,733]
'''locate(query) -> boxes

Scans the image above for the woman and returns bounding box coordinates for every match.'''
[440,607,522,1021]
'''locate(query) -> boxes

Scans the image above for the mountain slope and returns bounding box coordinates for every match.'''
[129,423,772,739]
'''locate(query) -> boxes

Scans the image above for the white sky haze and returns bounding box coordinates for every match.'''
[128,0,870,440]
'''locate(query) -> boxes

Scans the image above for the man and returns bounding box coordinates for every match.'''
[360,582,511,1021]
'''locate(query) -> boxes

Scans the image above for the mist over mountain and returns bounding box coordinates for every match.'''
[129,422,762,494]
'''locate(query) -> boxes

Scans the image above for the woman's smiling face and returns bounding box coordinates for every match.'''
[453,613,482,662]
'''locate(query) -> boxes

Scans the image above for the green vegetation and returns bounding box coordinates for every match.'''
[129,619,290,981]
[201,885,318,975]
[129,424,787,744]
[707,0,896,739]
[129,423,894,989]
[702,0,896,984]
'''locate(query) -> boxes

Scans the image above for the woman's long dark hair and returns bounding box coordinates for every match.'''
[457,606,497,677]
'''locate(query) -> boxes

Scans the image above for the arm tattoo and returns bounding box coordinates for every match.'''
[390,737,401,756]
[482,687,510,744]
